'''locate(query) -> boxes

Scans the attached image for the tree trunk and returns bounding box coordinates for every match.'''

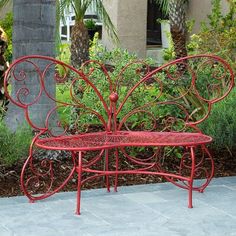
[70,21,89,68]
[5,0,56,131]
[169,0,187,59]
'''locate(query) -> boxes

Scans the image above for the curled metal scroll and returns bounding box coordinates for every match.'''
[4,54,234,204]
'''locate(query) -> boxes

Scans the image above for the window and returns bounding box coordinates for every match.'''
[61,26,67,35]
[147,0,167,46]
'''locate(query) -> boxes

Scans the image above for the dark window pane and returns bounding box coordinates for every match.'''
[147,0,167,46]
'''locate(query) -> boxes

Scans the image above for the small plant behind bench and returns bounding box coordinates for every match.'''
[199,89,236,152]
[0,121,32,167]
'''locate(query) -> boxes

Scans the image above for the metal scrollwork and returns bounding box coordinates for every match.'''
[4,54,234,213]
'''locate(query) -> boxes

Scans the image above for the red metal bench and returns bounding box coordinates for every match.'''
[4,54,234,214]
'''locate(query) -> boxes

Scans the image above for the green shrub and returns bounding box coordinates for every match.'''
[199,89,236,151]
[188,0,236,70]
[0,12,13,62]
[56,43,71,77]
[0,122,32,166]
[84,19,96,30]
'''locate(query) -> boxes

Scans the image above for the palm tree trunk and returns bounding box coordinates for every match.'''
[5,0,56,130]
[70,21,89,68]
[169,0,187,59]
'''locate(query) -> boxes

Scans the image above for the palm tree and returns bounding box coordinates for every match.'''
[157,0,188,59]
[0,0,116,128]
[0,0,57,130]
[58,0,118,68]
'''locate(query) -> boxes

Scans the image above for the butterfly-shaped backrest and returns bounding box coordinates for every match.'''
[4,54,234,136]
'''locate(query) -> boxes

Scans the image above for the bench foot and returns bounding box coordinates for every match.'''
[105,150,111,193]
[188,204,193,208]
[188,147,195,209]
[75,210,81,215]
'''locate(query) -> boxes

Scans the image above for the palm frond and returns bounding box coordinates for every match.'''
[58,0,71,23]
[80,0,93,16]
[155,0,189,16]
[0,0,10,9]
[95,0,119,43]
[73,0,81,19]
[155,0,169,16]
[74,0,93,21]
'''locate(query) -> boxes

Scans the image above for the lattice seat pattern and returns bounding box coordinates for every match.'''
[36,131,212,151]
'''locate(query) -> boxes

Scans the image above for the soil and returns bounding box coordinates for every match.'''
[0,147,236,198]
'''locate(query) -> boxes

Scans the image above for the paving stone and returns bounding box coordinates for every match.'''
[0,225,13,236]
[0,176,236,236]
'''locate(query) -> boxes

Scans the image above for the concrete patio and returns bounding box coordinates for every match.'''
[0,176,236,236]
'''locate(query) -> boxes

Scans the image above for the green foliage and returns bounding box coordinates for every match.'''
[80,37,157,129]
[57,26,235,153]
[162,19,194,61]
[0,106,6,120]
[56,84,72,123]
[154,0,189,17]
[57,43,70,63]
[207,0,222,29]
[188,0,236,70]
[0,12,13,62]
[89,33,139,65]
[84,19,96,30]
[57,0,118,42]
[56,43,71,77]
[0,122,32,166]
[164,0,236,69]
[162,45,175,61]
[185,0,236,152]
[76,43,143,128]
[199,89,236,151]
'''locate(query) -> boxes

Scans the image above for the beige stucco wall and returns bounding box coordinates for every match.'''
[103,0,230,59]
[1,0,230,60]
[101,0,119,51]
[187,0,229,34]
[102,0,148,58]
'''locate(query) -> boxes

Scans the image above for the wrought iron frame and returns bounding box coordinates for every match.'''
[4,54,235,215]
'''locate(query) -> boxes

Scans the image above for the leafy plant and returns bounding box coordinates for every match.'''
[57,0,118,68]
[0,12,13,62]
[0,122,32,166]
[199,89,236,152]
[81,41,157,129]
[84,19,96,30]
[56,43,71,77]
[188,0,236,70]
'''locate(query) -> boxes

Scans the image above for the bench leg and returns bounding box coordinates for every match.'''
[188,147,196,208]
[105,150,110,192]
[114,149,119,192]
[76,151,82,215]
[199,145,215,193]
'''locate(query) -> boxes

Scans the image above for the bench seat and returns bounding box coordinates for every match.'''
[35,131,212,151]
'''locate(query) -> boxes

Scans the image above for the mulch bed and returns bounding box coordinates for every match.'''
[0,148,236,198]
